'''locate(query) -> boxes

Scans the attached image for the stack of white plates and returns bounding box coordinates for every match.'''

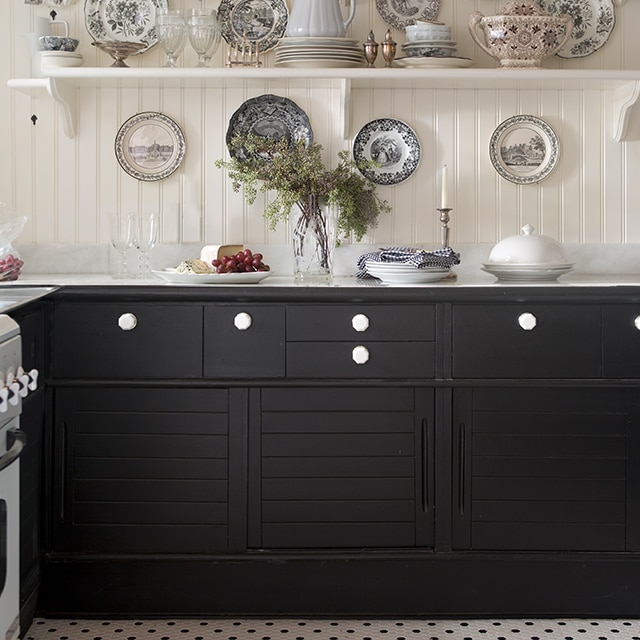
[38,51,84,68]
[275,37,365,68]
[481,262,575,282]
[365,260,451,284]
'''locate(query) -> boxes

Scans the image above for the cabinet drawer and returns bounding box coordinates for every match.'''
[452,304,601,378]
[287,342,435,378]
[204,305,285,378]
[603,306,640,377]
[52,303,202,379]
[287,305,435,341]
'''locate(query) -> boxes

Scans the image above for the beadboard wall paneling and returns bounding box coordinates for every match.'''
[1,0,640,250]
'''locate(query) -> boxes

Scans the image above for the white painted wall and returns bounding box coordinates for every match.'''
[2,0,640,254]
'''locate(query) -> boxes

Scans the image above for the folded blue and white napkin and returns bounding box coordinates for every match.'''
[356,246,461,279]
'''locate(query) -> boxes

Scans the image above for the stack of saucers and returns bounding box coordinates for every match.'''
[275,36,365,68]
[364,261,451,284]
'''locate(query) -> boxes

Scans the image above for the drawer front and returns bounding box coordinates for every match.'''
[287,305,436,341]
[452,304,602,379]
[204,305,285,378]
[603,306,640,377]
[287,342,435,378]
[53,303,203,379]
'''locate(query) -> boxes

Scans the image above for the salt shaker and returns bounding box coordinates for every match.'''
[381,29,397,67]
[363,31,379,67]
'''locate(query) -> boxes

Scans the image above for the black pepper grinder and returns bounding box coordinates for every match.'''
[363,31,379,67]
[381,29,397,67]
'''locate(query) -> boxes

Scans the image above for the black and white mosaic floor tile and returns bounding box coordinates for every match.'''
[24,618,640,640]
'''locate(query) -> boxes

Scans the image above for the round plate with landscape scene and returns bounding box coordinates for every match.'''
[489,115,559,185]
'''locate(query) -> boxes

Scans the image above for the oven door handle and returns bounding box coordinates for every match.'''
[0,427,26,472]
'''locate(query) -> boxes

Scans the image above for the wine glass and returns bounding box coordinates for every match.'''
[133,212,159,277]
[187,9,221,68]
[109,212,134,279]
[157,9,186,67]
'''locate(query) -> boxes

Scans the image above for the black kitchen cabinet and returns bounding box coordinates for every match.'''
[248,386,434,549]
[451,387,630,551]
[52,387,231,553]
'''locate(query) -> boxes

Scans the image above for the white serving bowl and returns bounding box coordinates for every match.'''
[405,22,452,42]
[487,224,567,265]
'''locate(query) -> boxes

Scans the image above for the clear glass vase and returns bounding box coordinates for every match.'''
[290,195,337,283]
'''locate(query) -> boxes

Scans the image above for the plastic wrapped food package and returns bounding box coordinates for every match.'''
[0,204,27,281]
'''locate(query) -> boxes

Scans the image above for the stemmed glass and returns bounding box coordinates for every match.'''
[187,9,221,67]
[133,212,159,277]
[109,212,134,279]
[157,9,186,67]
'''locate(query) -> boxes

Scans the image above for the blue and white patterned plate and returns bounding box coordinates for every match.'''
[540,0,615,58]
[353,118,421,186]
[84,0,168,53]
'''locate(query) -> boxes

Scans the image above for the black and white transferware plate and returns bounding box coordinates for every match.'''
[540,0,615,57]
[489,115,559,185]
[84,0,168,52]
[375,0,440,30]
[115,112,186,181]
[353,119,421,185]
[226,94,313,160]
[217,0,288,52]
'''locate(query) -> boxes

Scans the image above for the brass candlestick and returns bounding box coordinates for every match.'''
[437,207,452,248]
[363,31,379,67]
[381,29,397,67]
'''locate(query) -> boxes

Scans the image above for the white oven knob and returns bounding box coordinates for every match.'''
[0,387,8,413]
[8,381,19,406]
[352,314,370,332]
[352,345,370,365]
[16,367,29,398]
[27,369,38,391]
[234,312,252,331]
[634,315,640,331]
[518,312,537,331]
[118,313,137,331]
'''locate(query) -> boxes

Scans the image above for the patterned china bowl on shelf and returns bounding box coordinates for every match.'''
[401,41,457,57]
[405,21,452,42]
[468,0,573,68]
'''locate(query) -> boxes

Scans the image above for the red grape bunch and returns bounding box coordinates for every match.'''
[211,249,270,274]
[0,254,24,281]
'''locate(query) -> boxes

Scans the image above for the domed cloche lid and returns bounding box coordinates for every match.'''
[487,224,568,265]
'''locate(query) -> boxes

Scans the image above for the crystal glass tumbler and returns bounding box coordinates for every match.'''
[157,9,187,67]
[187,9,221,67]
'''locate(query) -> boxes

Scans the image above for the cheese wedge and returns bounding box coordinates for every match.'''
[200,244,244,266]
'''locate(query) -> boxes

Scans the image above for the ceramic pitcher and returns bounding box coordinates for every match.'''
[286,0,356,38]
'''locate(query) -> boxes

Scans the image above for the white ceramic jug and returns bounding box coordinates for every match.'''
[286,0,356,38]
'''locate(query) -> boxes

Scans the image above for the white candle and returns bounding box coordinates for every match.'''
[441,165,449,209]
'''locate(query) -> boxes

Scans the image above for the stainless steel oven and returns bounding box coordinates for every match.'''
[0,315,37,640]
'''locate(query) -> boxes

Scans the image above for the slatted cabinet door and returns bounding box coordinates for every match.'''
[52,387,231,554]
[452,387,628,551]
[248,387,434,550]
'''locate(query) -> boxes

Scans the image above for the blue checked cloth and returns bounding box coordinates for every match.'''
[357,246,461,279]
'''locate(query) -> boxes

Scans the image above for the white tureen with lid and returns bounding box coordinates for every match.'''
[482,224,574,281]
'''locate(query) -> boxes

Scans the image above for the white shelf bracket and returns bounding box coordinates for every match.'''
[45,77,76,138]
[613,80,640,142]
[340,77,351,140]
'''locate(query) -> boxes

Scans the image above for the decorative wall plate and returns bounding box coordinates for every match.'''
[489,115,559,185]
[226,94,313,160]
[115,112,185,181]
[84,0,168,52]
[353,119,421,185]
[540,0,615,58]
[218,0,288,52]
[375,0,440,30]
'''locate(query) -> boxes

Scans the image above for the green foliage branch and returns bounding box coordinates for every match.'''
[215,135,390,244]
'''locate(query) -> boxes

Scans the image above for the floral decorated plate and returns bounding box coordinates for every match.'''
[84,0,168,52]
[540,0,615,58]
[218,0,289,53]
[375,0,441,30]
[353,118,421,185]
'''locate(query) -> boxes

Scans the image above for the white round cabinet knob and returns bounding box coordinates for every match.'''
[634,315,640,331]
[518,312,537,331]
[234,312,253,331]
[352,313,370,332]
[352,345,370,365]
[118,313,137,331]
